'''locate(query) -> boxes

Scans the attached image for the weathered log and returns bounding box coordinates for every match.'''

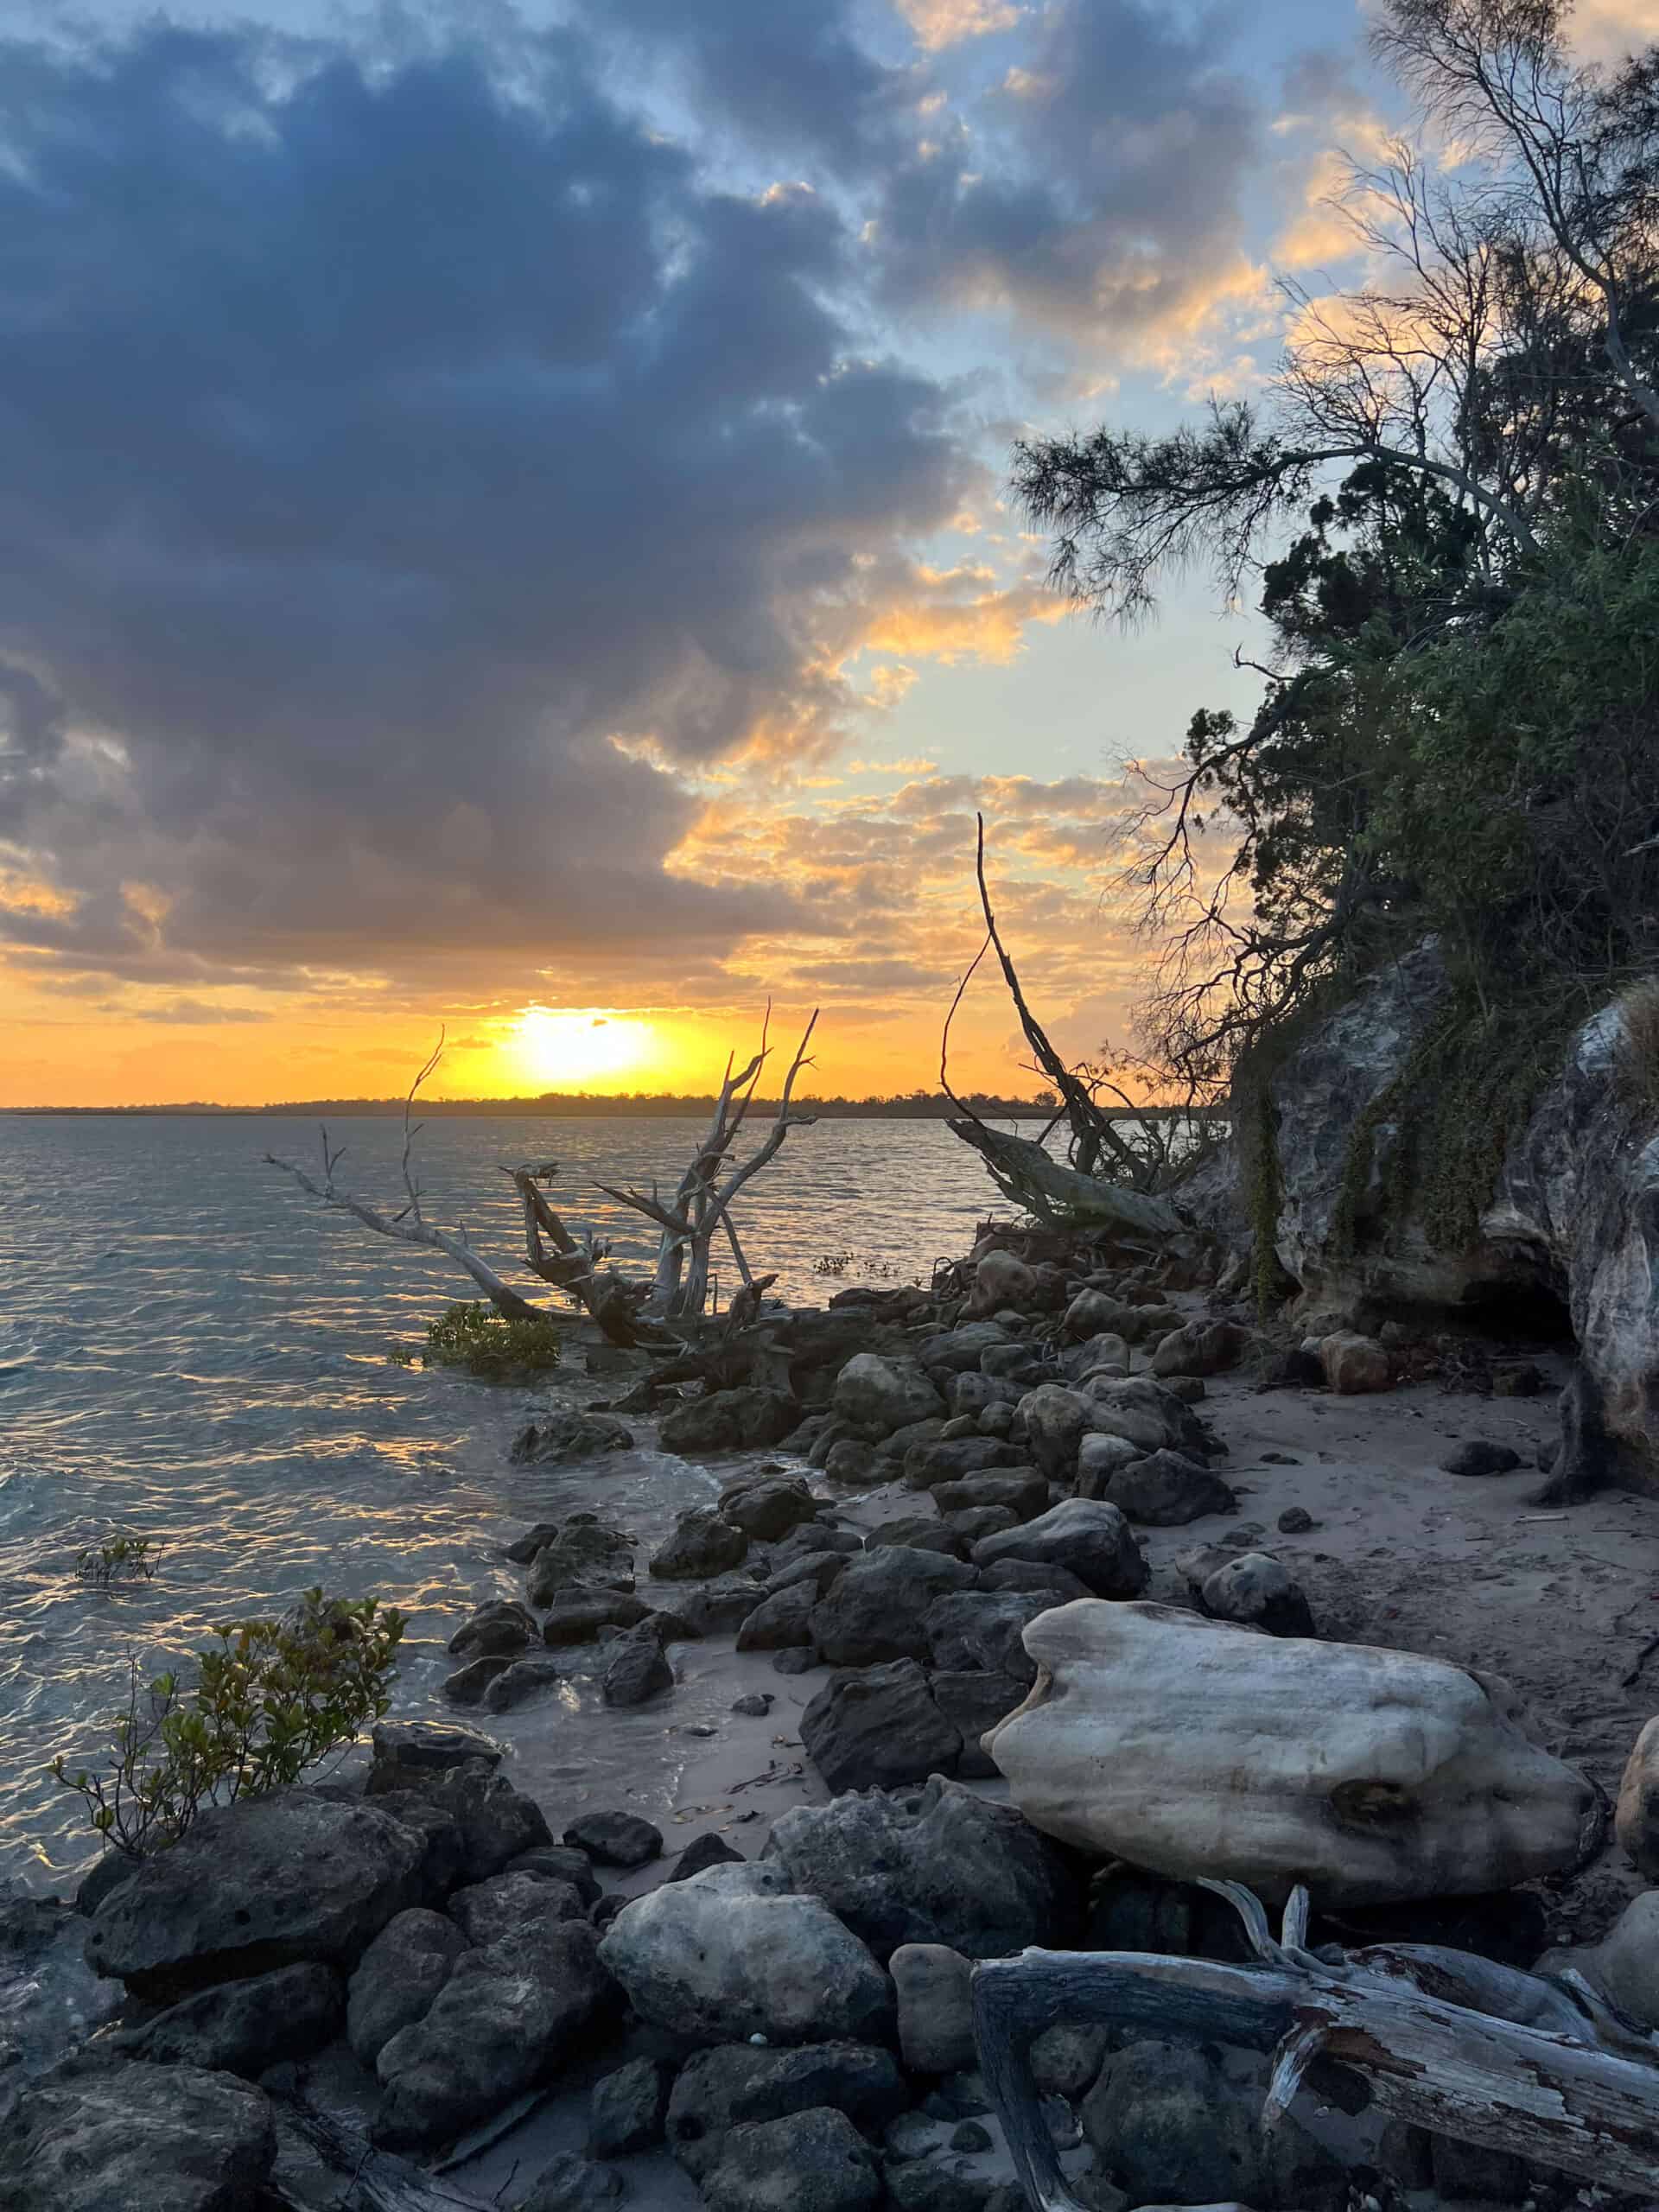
[946,1120,1185,1236]
[984,1600,1597,1906]
[972,1884,1659,2211]
[271,2104,496,2210]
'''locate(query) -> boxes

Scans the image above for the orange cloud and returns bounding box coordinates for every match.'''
[896,0,1021,52]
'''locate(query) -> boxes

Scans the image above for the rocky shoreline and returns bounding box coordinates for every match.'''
[5,1219,1659,2211]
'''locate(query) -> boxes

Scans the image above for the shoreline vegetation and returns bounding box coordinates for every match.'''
[3,1090,1072,1120]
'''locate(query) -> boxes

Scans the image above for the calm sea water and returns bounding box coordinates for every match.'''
[0,1112,1014,1891]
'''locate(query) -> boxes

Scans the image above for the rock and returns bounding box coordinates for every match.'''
[877,1415,950,1465]
[1075,1375,1216,1459]
[773,1646,819,1676]
[448,1870,585,1945]
[528,1524,635,1606]
[650,1507,748,1580]
[1060,1288,1119,1342]
[565,1810,663,1867]
[507,1846,601,1902]
[976,1559,1092,1600]
[930,1471,1048,1521]
[448,1599,539,1658]
[928,1671,1025,1777]
[944,1506,1018,1544]
[1319,1330,1392,1394]
[1615,1713,1659,1876]
[736,1581,819,1650]
[597,1862,892,2045]
[1149,1319,1243,1377]
[905,1436,1025,1486]
[1101,1449,1236,1526]
[1538,1890,1659,2031]
[542,1586,652,1643]
[1014,1384,1093,1479]
[665,2042,906,2181]
[1059,1332,1133,1384]
[510,1411,634,1464]
[590,2055,671,2158]
[374,1919,607,2148]
[970,1500,1148,1599]
[732,1691,774,1718]
[1029,2023,1111,2100]
[660,1388,802,1455]
[917,1321,1014,1373]
[884,2167,1001,2212]
[117,1960,342,2075]
[601,1626,674,1706]
[518,2152,624,2212]
[765,1774,1077,1961]
[925,1590,1058,1683]
[702,2106,881,2212]
[346,1908,469,2066]
[1429,2133,1532,2207]
[764,1551,850,1601]
[865,1516,969,1558]
[810,1546,977,1666]
[83,1789,432,1999]
[1440,1439,1525,1477]
[677,1573,770,1636]
[823,1439,887,1485]
[1493,1359,1548,1396]
[891,1942,975,2074]
[986,1599,1597,1905]
[966,1250,1038,1317]
[799,1660,963,1793]
[978,1402,1015,1440]
[1081,2039,1259,2205]
[938,1414,981,1441]
[1074,1431,1141,1497]
[947,1372,1016,1421]
[774,1521,863,1564]
[720,1472,819,1539]
[1277,1505,1315,1534]
[834,1355,945,1438]
[392,1756,552,1883]
[442,1656,514,1706]
[483,1656,565,1712]
[505,1519,563,1562]
[1199,1553,1317,1637]
[669,1830,746,1880]
[0,2053,275,2212]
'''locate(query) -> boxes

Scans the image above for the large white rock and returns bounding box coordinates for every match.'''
[595,1863,892,2045]
[984,1600,1596,1907]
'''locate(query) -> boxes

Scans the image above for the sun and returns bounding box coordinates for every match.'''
[511,1007,656,1090]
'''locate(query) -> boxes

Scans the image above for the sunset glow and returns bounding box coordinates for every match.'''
[508,1008,659,1092]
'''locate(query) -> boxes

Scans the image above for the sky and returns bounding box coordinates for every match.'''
[2,0,1655,1107]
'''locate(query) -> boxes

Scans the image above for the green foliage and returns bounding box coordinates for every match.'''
[422,1300,563,1381]
[76,1535,159,1587]
[51,1588,405,1857]
[1616,982,1659,1122]
[386,1344,416,1367]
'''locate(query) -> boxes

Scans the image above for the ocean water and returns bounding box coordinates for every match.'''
[0,1111,1014,1890]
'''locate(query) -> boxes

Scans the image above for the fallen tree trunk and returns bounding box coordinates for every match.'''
[946,1120,1185,1236]
[271,2105,496,2210]
[973,1882,1659,2211]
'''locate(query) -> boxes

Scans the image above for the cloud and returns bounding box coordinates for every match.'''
[0,16,975,995]
[895,0,1023,52]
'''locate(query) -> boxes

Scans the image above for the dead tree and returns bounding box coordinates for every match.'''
[265,1015,820,1332]
[973,1880,1659,2211]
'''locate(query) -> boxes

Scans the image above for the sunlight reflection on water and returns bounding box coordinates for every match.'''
[0,1112,1014,1888]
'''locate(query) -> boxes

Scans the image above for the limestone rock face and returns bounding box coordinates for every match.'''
[985,1599,1596,1906]
[1197,943,1659,1491]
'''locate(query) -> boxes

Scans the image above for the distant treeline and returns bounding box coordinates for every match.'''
[9,1089,1062,1120]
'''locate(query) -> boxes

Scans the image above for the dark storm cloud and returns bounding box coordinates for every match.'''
[0,17,969,984]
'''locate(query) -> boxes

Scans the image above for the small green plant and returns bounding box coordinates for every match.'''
[51,1588,406,1857]
[812,1251,855,1277]
[76,1535,159,1587]
[422,1300,563,1381]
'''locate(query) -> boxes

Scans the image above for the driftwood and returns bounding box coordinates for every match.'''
[973,1881,1659,2211]
[946,1120,1185,1237]
[271,2104,497,2210]
[267,1014,820,1327]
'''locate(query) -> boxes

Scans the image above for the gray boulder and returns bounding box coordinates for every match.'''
[1081,2038,1258,2204]
[564,1809,663,1866]
[385,1756,552,1883]
[719,1472,819,1539]
[527,1524,635,1607]
[650,1507,748,1580]
[799,1661,963,1794]
[969,1499,1149,1598]
[589,2055,671,2158]
[890,1942,975,2075]
[924,1590,1057,1684]
[764,1773,1077,1961]
[600,1626,674,1706]
[1201,1552,1318,1637]
[976,1558,1092,1600]
[1077,1374,1217,1459]
[1074,1430,1142,1497]
[540,1586,652,1644]
[736,1581,818,1650]
[0,2054,275,2212]
[903,1436,1024,1487]
[447,1870,585,1946]
[365,1719,502,1792]
[929,1470,1047,1522]
[928,1670,1026,1778]
[507,1846,602,1903]
[659,1388,801,1455]
[518,2153,623,2211]
[483,1656,565,1712]
[914,1322,1012,1373]
[833,1354,945,1438]
[1016,1385,1093,1478]
[665,2042,906,2180]
[116,1960,341,2076]
[448,1599,538,1659]
[509,1412,633,1465]
[702,2107,881,2212]
[1149,1319,1244,1378]
[346,1907,467,2067]
[1102,1448,1237,1526]
[374,1920,607,2148]
[83,1790,431,1999]
[677,1573,772,1636]
[864,1516,969,1558]
[442,1655,514,1707]
[809,1547,977,1666]
[596,1862,892,2046]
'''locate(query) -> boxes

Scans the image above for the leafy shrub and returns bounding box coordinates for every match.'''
[76,1535,159,1587]
[51,1588,405,1857]
[422,1300,563,1381]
